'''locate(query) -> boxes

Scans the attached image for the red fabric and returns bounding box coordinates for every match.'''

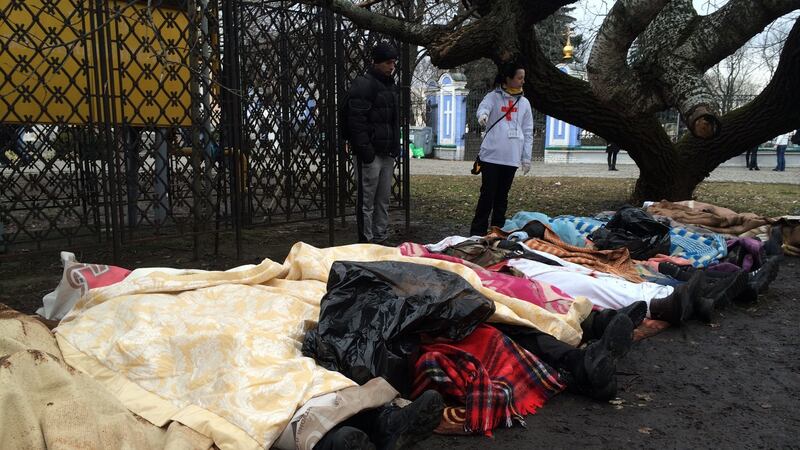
[412,324,564,436]
[399,242,574,315]
[73,264,131,290]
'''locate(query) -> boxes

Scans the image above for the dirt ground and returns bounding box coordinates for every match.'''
[2,208,799,449]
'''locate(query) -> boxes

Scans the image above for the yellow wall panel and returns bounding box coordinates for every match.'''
[0,0,191,126]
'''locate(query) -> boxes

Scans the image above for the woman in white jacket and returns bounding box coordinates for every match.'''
[469,62,534,237]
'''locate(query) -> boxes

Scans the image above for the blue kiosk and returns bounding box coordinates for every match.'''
[425,72,469,160]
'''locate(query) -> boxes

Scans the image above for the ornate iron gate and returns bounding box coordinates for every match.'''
[0,0,410,260]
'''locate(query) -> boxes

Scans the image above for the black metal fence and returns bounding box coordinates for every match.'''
[0,0,411,260]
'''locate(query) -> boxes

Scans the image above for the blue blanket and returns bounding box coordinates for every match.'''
[504,210,727,266]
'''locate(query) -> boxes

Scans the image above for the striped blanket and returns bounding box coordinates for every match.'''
[669,227,729,267]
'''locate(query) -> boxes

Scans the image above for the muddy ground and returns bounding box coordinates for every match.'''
[1,211,798,449]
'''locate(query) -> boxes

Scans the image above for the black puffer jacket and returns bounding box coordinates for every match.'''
[347,68,400,162]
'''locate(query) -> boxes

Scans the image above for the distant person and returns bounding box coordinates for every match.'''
[469,62,533,237]
[346,42,400,244]
[606,142,620,171]
[745,145,759,171]
[0,124,28,166]
[773,132,790,172]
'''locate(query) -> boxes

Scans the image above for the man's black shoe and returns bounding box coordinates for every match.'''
[701,271,747,309]
[617,301,647,328]
[570,314,634,401]
[374,390,444,450]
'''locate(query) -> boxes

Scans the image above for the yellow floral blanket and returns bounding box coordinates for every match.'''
[56,243,591,449]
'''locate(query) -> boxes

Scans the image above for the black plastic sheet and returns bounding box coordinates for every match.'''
[302,260,495,395]
[589,206,671,260]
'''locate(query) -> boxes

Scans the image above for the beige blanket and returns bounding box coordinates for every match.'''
[55,243,592,449]
[0,305,212,450]
[647,200,769,235]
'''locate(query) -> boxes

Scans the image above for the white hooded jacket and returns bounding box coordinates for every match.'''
[775,132,791,146]
[476,88,534,168]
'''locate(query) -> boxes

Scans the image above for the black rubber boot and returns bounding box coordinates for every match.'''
[373,390,444,450]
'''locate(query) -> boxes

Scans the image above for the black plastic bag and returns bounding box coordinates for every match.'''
[302,260,495,395]
[588,206,671,260]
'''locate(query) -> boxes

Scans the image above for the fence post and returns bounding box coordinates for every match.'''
[323,9,337,247]
[154,129,169,225]
[88,0,122,263]
[401,5,412,233]
[221,0,244,259]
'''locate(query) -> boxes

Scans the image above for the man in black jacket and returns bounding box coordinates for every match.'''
[347,42,401,244]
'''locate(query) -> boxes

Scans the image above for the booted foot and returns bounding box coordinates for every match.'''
[317,426,375,450]
[702,271,748,309]
[374,390,444,450]
[764,225,784,257]
[657,261,695,282]
[752,256,781,292]
[570,314,634,401]
[617,301,648,328]
[590,301,647,338]
[692,294,716,323]
[649,272,703,325]
[598,313,635,359]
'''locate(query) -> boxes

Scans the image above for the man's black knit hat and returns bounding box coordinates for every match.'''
[372,42,399,63]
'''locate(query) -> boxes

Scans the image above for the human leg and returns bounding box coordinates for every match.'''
[470,162,501,236]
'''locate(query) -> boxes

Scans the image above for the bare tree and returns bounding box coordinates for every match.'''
[704,47,760,115]
[752,11,800,79]
[293,0,800,201]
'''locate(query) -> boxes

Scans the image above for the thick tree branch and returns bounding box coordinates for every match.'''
[683,0,800,71]
[682,16,800,173]
[586,0,670,113]
[632,0,721,137]
[295,0,440,45]
[310,0,580,68]
[355,0,387,8]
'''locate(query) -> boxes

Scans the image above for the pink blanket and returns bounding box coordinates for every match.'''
[399,243,575,315]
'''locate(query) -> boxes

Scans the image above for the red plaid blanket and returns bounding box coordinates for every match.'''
[412,324,565,436]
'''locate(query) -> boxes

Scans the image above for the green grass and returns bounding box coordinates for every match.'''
[411,175,800,224]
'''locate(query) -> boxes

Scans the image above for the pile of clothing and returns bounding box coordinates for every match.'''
[0,201,790,450]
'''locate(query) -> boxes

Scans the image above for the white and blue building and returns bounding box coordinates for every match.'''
[425,72,469,160]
